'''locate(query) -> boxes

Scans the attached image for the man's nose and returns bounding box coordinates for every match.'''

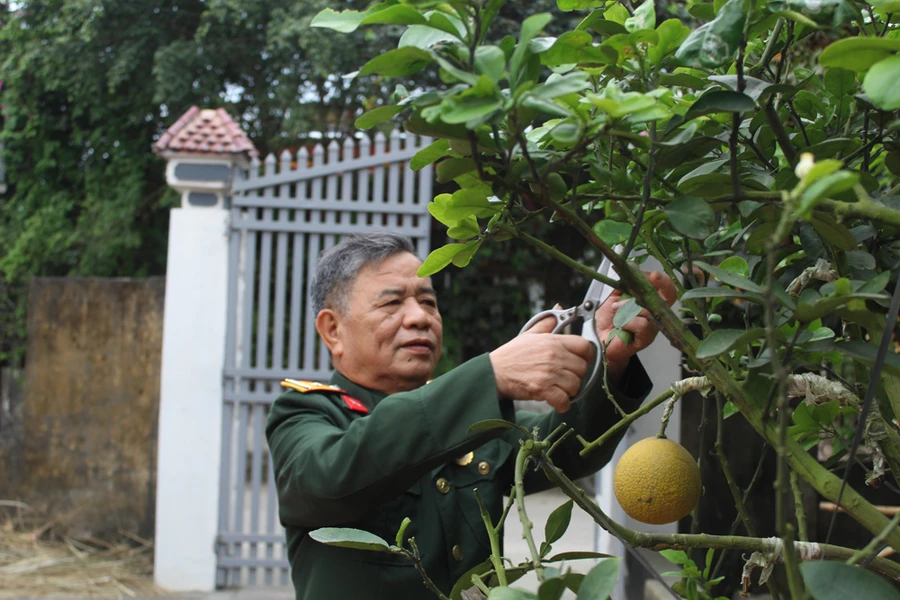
[403,299,431,328]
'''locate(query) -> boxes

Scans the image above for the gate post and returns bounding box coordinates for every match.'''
[152,107,257,591]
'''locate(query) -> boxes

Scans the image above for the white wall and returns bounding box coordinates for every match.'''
[154,208,230,591]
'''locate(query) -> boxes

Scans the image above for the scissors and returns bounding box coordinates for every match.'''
[519,257,616,402]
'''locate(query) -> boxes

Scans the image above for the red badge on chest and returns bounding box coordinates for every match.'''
[342,394,369,415]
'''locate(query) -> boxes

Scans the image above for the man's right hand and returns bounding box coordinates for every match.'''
[488,315,594,413]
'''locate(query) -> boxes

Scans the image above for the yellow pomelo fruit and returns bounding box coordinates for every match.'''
[613,437,701,525]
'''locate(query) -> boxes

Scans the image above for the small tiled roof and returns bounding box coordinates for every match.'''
[153,106,259,158]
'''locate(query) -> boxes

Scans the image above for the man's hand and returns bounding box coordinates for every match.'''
[596,271,676,380]
[489,315,594,413]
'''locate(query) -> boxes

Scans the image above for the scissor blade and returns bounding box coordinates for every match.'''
[584,257,617,303]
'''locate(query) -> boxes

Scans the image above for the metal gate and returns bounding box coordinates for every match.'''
[215,131,434,587]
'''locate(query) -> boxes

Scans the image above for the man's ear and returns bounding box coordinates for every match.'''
[315,309,343,358]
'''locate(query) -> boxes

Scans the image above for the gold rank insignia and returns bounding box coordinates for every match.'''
[455,451,474,466]
[280,379,346,394]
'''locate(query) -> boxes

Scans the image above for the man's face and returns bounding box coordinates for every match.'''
[324,252,443,394]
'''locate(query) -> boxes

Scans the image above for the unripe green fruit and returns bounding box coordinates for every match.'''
[834,278,852,296]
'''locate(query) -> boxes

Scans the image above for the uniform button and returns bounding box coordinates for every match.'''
[478,461,491,475]
[436,478,450,494]
[452,544,464,562]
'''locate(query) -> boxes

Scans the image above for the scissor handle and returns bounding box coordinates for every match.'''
[518,300,604,403]
[519,307,580,335]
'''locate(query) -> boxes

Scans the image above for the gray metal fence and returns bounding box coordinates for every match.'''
[215,131,434,587]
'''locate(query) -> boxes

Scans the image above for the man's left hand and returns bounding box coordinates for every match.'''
[595,271,677,381]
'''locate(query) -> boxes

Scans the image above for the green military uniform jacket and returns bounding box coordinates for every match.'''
[265,353,651,599]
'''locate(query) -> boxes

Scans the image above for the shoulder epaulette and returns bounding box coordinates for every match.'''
[280,379,346,394]
[280,379,369,415]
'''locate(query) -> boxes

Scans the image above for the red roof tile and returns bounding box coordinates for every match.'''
[153,106,259,158]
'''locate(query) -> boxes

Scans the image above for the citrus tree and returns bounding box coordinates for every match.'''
[310,0,900,598]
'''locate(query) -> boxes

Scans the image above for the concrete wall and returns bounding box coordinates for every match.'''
[0,277,165,539]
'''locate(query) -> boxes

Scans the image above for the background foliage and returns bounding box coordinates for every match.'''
[0,0,578,366]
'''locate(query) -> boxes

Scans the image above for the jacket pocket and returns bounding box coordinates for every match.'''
[375,479,423,546]
[453,441,510,553]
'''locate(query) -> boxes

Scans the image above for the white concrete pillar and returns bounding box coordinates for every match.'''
[154,206,230,591]
[152,107,256,591]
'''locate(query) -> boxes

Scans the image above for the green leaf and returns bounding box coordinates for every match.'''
[451,240,482,267]
[649,19,692,65]
[696,328,766,359]
[427,12,466,38]
[446,188,499,219]
[800,159,843,184]
[447,217,481,240]
[836,340,900,375]
[864,55,900,111]
[309,527,394,552]
[708,75,773,101]
[625,0,655,33]
[544,500,574,547]
[399,25,459,49]
[450,560,493,600]
[550,121,582,145]
[542,31,618,66]
[360,47,433,77]
[871,0,900,11]
[418,243,467,276]
[798,171,860,215]
[613,297,643,329]
[511,13,553,84]
[664,196,716,239]
[360,5,429,27]
[475,46,507,82]
[593,220,632,245]
[576,557,621,600]
[355,105,404,130]
[468,419,531,436]
[718,256,750,278]
[441,94,503,125]
[395,517,411,547]
[530,72,592,99]
[824,68,857,99]
[538,577,567,600]
[675,0,746,68]
[436,157,477,183]
[794,293,888,322]
[859,270,890,294]
[767,0,858,27]
[558,0,605,10]
[546,551,613,562]
[684,91,756,122]
[694,261,763,293]
[489,588,538,600]
[810,213,857,251]
[410,139,450,171]
[310,7,371,32]
[801,561,900,600]
[660,549,689,565]
[819,37,900,72]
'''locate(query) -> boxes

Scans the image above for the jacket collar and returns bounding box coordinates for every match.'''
[329,371,387,413]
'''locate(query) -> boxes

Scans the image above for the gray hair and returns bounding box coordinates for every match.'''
[311,231,417,315]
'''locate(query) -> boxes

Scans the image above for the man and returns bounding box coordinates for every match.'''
[266,231,676,599]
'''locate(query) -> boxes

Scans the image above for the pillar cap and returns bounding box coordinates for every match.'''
[153,106,259,161]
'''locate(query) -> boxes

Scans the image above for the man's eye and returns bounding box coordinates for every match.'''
[422,298,438,308]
